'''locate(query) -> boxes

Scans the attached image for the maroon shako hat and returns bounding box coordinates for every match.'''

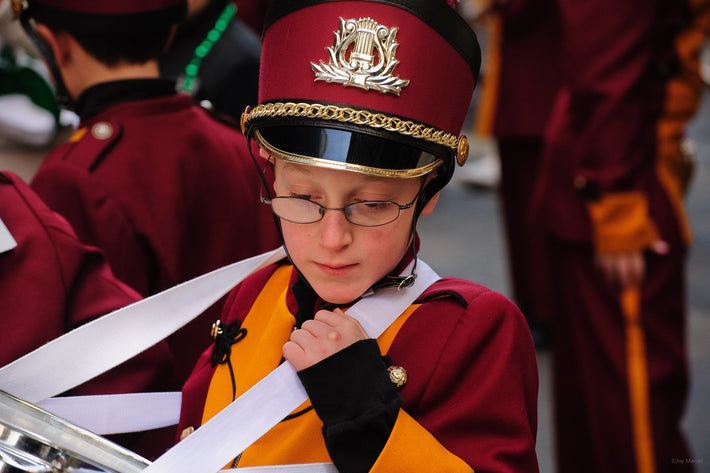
[241,0,480,197]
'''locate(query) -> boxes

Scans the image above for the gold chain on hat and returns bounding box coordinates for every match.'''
[242,102,461,150]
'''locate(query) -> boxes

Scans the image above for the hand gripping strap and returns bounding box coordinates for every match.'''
[142,259,440,473]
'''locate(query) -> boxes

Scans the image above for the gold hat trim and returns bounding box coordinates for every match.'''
[242,102,460,150]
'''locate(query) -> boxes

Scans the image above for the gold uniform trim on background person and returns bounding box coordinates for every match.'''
[241,102,470,170]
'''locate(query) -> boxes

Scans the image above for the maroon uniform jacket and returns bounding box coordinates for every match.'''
[30,80,281,385]
[178,259,539,472]
[0,170,173,456]
[0,170,170,385]
[532,0,700,250]
[529,1,708,471]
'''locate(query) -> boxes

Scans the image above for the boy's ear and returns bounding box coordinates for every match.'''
[420,192,440,216]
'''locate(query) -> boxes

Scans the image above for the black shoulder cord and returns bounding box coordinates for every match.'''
[209,320,247,401]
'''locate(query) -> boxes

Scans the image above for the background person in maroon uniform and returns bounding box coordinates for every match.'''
[12,0,281,388]
[531,0,710,471]
[160,0,262,123]
[475,0,562,348]
[0,170,173,458]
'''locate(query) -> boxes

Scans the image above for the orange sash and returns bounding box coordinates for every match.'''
[201,265,420,467]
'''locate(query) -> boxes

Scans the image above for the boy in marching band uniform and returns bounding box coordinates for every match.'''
[177,1,539,471]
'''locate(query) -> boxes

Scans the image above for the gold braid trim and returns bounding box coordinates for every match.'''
[241,102,460,150]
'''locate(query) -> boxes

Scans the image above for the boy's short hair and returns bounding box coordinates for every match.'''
[63,30,175,66]
[22,0,186,64]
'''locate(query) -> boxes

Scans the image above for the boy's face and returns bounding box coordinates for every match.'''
[273,159,434,304]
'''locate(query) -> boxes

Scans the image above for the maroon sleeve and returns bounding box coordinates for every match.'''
[3,172,174,395]
[2,171,141,362]
[388,279,539,472]
[2,172,175,458]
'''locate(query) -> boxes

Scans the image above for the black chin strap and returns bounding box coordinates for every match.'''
[358,178,429,293]
[19,13,73,108]
[369,218,420,292]
[370,260,417,290]
[371,177,431,291]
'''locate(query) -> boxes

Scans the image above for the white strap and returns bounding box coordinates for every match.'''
[72,464,337,473]
[0,247,287,403]
[0,217,17,254]
[36,392,182,435]
[143,260,440,473]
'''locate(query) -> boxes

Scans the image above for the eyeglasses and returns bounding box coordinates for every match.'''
[261,194,418,227]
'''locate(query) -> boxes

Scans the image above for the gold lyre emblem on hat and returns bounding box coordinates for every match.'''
[312,17,410,95]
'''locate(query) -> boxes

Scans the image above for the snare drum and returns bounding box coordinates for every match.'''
[0,390,150,473]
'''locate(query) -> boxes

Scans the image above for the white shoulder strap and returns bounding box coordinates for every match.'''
[142,259,439,473]
[0,217,17,254]
[1,251,438,473]
[0,247,287,402]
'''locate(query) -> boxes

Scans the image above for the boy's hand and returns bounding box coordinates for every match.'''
[283,308,369,370]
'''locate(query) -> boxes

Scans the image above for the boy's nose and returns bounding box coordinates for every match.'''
[318,208,353,249]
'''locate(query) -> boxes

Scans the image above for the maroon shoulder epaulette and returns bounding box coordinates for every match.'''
[62,120,123,172]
